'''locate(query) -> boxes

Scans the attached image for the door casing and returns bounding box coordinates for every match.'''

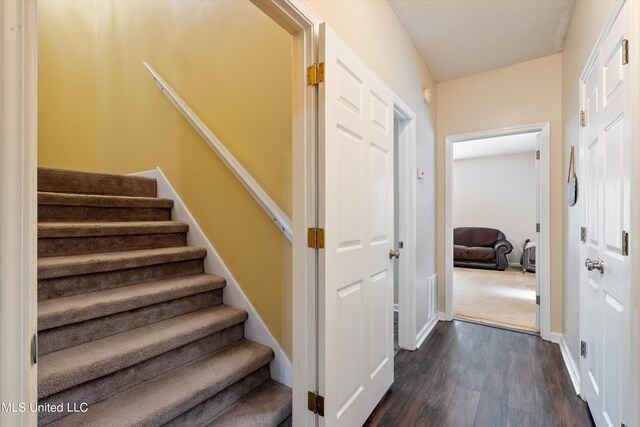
[444,123,552,341]
[0,2,38,426]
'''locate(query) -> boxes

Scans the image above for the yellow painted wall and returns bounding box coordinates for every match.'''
[38,0,98,170]
[38,0,294,355]
[436,54,564,332]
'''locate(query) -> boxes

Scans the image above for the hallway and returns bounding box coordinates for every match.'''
[364,320,593,427]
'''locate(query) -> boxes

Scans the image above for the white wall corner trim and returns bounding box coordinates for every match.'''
[550,332,581,396]
[131,168,292,387]
[0,1,38,426]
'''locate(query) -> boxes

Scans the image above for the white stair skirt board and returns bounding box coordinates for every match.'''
[549,332,581,396]
[131,168,292,387]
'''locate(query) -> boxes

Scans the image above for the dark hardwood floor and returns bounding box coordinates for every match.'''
[365,320,594,427]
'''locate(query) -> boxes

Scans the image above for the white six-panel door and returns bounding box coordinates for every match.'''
[580,2,632,425]
[318,23,395,427]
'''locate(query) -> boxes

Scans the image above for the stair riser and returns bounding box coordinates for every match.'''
[38,233,187,258]
[38,324,245,426]
[39,291,223,356]
[38,168,157,198]
[38,260,204,301]
[39,206,171,222]
[165,365,271,427]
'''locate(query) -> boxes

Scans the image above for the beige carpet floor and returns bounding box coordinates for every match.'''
[453,267,538,332]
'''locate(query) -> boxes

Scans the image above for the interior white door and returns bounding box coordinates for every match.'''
[318,23,395,426]
[580,2,632,426]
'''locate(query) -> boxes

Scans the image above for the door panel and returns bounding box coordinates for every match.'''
[319,23,395,427]
[580,2,631,426]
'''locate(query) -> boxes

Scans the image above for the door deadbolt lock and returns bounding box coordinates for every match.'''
[389,249,400,260]
[585,258,604,274]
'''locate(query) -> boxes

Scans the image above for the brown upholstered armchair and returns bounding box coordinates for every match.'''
[453,227,513,271]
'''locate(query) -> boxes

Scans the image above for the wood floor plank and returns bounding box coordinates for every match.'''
[442,384,480,427]
[507,351,537,414]
[474,367,508,427]
[363,321,594,427]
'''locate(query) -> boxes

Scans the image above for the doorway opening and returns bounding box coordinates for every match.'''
[445,123,551,340]
[392,98,418,353]
[452,132,540,333]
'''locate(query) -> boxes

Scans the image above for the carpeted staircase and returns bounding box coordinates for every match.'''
[37,167,292,426]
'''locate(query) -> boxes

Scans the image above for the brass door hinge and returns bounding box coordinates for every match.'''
[581,227,587,243]
[536,150,540,160]
[307,62,325,86]
[622,230,629,256]
[581,340,587,357]
[308,391,325,416]
[580,110,586,127]
[308,227,325,249]
[622,39,629,65]
[31,334,38,365]
[536,223,540,233]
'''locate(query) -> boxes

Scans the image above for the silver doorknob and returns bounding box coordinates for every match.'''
[389,249,400,259]
[585,258,604,274]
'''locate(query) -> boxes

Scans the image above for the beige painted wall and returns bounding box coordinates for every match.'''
[307,0,438,333]
[453,151,537,264]
[436,53,563,332]
[561,0,614,373]
[38,0,294,355]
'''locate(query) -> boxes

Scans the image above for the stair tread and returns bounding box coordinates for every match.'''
[38,246,207,280]
[38,273,225,330]
[38,167,157,198]
[39,304,248,398]
[38,221,188,238]
[48,340,274,427]
[204,380,292,427]
[38,191,173,208]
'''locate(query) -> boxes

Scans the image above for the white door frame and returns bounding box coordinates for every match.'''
[393,97,419,350]
[250,1,321,425]
[0,1,38,426]
[578,0,639,423]
[444,123,551,341]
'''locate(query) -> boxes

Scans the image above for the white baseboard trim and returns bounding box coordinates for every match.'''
[416,312,441,349]
[437,311,446,321]
[549,332,580,396]
[131,168,292,387]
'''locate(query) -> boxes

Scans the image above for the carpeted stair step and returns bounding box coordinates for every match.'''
[38,273,224,330]
[38,167,157,198]
[39,304,248,399]
[38,246,206,280]
[39,291,224,356]
[38,324,246,426]
[47,340,274,427]
[38,192,173,222]
[38,258,205,301]
[38,221,189,257]
[38,274,226,355]
[203,380,293,427]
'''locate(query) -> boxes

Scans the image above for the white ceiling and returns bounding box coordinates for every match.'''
[389,0,576,82]
[453,132,538,160]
